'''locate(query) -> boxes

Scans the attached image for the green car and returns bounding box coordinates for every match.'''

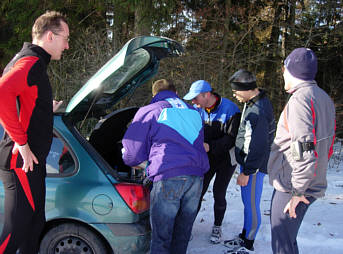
[0,36,183,254]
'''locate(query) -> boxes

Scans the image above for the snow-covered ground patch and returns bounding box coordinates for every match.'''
[188,141,343,253]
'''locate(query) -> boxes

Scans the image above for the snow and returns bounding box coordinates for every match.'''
[187,141,343,253]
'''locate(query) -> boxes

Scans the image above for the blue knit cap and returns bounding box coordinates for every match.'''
[284,48,317,81]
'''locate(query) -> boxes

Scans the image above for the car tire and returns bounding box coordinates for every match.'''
[39,222,108,254]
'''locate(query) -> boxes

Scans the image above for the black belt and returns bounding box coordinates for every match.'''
[301,142,315,151]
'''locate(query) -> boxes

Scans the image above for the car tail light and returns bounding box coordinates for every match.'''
[114,183,150,214]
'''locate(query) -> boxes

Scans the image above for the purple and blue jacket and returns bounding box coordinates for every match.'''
[122,90,209,182]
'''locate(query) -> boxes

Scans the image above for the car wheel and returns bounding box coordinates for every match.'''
[40,222,108,254]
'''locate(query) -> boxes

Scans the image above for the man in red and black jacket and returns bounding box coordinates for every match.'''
[0,11,68,254]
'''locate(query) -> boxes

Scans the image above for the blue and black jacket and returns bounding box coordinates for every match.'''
[197,93,241,169]
[235,89,276,175]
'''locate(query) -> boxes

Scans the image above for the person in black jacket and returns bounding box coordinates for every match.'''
[223,70,276,254]
[0,11,68,254]
[184,80,241,243]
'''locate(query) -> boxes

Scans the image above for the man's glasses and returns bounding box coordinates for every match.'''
[52,32,70,42]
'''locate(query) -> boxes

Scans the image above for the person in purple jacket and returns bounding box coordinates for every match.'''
[122,79,209,254]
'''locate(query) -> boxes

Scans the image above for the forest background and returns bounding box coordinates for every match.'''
[0,0,342,137]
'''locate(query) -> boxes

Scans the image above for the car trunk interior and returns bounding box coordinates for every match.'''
[88,107,141,182]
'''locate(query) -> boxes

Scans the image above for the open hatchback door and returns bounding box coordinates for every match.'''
[65,36,183,123]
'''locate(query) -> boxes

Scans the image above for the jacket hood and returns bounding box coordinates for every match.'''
[150,90,179,104]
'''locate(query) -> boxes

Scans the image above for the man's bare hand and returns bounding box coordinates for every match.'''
[203,143,209,152]
[12,143,38,173]
[283,195,310,218]
[53,100,63,112]
[237,173,249,186]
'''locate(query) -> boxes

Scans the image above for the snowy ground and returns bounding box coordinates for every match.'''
[188,141,343,254]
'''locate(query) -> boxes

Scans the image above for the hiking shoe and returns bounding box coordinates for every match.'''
[223,237,244,251]
[224,246,254,254]
[210,225,222,244]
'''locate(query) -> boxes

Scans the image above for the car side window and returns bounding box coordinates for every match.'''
[46,132,76,176]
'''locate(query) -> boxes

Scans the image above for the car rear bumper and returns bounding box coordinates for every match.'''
[99,216,151,254]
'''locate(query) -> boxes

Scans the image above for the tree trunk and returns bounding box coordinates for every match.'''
[219,0,231,94]
[134,0,152,36]
[263,0,285,117]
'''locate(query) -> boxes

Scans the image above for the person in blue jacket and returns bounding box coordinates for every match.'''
[223,69,276,254]
[122,79,209,254]
[183,80,241,244]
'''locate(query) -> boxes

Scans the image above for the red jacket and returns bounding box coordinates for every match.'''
[0,43,53,169]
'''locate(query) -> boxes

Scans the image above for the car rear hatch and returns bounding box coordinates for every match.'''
[63,36,184,184]
[65,36,183,124]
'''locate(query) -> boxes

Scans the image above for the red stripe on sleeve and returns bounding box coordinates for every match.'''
[328,120,336,159]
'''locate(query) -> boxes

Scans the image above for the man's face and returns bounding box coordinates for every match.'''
[191,93,208,108]
[232,90,250,103]
[50,21,69,60]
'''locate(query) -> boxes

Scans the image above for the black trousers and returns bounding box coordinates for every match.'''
[0,165,46,254]
[197,164,236,226]
[270,189,316,254]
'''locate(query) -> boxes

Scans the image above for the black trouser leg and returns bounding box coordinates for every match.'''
[197,164,236,227]
[0,165,46,254]
[197,166,216,214]
[213,164,236,226]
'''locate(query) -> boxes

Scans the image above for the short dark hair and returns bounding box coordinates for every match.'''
[152,79,176,96]
[32,10,67,39]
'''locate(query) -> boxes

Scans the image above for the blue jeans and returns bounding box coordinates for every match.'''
[149,175,203,254]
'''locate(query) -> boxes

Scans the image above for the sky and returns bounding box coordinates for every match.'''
[187,141,343,254]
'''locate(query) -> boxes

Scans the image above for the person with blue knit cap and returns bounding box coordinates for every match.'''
[184,80,241,244]
[268,48,336,254]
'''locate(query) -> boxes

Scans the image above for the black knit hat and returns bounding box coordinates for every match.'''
[229,69,257,91]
